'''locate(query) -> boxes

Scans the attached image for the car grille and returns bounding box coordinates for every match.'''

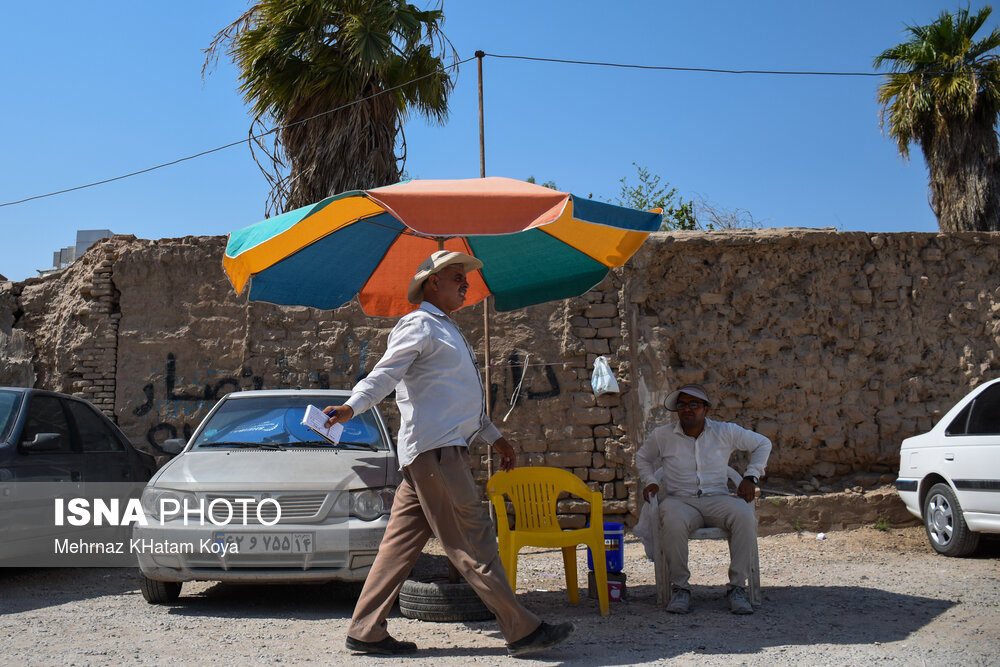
[203,492,329,524]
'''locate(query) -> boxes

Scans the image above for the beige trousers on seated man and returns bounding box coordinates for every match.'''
[658,494,757,590]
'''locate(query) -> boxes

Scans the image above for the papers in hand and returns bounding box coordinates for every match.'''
[301,404,344,445]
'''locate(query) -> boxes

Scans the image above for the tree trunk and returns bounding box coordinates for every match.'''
[280,87,400,213]
[925,119,1000,232]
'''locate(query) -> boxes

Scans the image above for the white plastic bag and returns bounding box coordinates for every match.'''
[590,355,620,396]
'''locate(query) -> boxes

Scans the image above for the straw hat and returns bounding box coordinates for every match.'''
[406,250,483,304]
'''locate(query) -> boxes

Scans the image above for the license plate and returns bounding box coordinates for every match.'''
[215,532,314,554]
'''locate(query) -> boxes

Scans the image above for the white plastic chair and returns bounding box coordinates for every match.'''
[651,467,762,607]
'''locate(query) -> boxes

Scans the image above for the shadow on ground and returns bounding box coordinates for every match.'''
[457,583,955,666]
[0,544,970,664]
[0,568,140,613]
[162,551,452,620]
[163,579,364,620]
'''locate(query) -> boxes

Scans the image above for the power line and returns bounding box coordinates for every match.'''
[1,51,899,209]
[0,139,255,208]
[486,52,887,77]
[0,55,475,209]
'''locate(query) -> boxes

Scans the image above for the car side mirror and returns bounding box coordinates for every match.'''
[161,438,186,455]
[21,432,63,452]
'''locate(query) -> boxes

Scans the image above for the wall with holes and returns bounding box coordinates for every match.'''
[2,229,998,525]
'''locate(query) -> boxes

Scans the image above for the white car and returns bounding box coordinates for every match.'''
[896,377,1000,556]
[135,390,399,603]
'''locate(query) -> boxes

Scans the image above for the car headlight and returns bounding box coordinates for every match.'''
[350,487,395,521]
[140,487,198,521]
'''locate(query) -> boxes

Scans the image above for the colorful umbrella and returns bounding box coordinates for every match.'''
[223,177,661,316]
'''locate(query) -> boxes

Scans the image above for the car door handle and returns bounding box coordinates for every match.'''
[944,453,955,461]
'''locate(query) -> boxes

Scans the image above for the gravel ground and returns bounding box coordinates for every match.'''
[2,524,998,666]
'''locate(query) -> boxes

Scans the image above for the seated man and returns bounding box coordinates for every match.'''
[636,383,771,615]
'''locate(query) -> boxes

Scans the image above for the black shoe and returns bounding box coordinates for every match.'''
[506,621,576,657]
[345,635,417,655]
[727,586,754,615]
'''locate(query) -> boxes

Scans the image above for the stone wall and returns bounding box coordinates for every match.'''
[626,229,1000,492]
[2,229,998,527]
[8,241,121,411]
[0,281,34,388]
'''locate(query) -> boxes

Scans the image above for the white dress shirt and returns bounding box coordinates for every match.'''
[344,302,502,468]
[636,418,771,496]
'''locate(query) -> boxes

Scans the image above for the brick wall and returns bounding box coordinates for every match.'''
[3,229,998,526]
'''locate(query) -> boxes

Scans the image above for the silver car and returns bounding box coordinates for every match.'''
[135,389,399,603]
[896,377,1000,556]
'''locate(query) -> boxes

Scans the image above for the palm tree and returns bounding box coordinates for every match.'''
[205,0,455,214]
[874,6,1000,232]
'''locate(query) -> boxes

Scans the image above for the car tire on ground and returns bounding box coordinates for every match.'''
[922,482,981,557]
[398,577,494,622]
[140,575,183,604]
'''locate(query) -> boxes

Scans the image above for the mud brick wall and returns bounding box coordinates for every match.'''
[6,243,121,414]
[625,229,1000,497]
[2,229,998,527]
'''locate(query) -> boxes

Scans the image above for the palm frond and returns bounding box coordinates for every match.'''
[873,5,1000,232]
[205,0,456,213]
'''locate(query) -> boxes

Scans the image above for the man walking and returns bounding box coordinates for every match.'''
[324,250,574,657]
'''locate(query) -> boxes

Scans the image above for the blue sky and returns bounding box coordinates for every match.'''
[1,1,989,282]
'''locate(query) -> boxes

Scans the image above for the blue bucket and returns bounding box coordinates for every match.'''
[587,521,624,573]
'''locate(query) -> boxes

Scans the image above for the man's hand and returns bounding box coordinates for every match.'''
[492,437,516,472]
[323,405,354,428]
[642,483,659,503]
[737,478,756,503]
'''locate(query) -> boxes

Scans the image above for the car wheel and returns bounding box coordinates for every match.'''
[923,483,980,557]
[140,574,183,604]
[398,577,494,622]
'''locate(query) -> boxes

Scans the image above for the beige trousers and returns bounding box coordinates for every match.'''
[347,446,540,644]
[658,494,757,590]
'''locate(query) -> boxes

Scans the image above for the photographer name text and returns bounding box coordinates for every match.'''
[53,538,238,556]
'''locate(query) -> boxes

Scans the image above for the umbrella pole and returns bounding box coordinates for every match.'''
[477,50,496,512]
[477,50,487,181]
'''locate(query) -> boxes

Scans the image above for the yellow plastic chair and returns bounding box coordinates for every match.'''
[487,467,610,616]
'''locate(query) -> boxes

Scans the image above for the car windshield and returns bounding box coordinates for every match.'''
[190,395,388,451]
[0,390,23,443]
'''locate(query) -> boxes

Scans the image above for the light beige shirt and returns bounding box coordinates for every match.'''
[345,302,502,468]
[636,418,771,496]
